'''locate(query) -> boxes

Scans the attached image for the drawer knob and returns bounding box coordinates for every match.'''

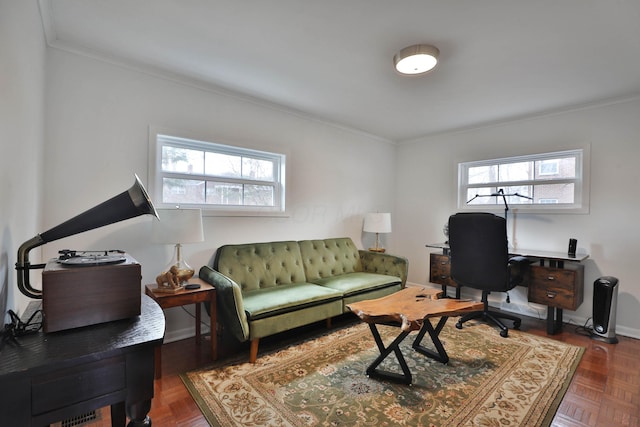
[440,275,448,280]
[546,291,557,299]
[546,276,556,281]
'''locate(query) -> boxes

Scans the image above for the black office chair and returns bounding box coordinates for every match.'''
[448,212,530,337]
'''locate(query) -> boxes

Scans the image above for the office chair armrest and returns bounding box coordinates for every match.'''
[508,256,533,286]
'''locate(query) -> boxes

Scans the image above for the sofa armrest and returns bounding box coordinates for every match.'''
[358,250,409,287]
[199,265,250,343]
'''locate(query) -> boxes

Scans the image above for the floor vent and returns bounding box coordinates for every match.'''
[60,411,97,427]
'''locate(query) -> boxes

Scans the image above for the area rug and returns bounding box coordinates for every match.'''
[182,320,583,427]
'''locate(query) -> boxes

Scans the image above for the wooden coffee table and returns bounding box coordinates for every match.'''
[348,287,483,384]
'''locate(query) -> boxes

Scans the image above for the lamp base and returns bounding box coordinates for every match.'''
[368,247,386,253]
[155,244,195,292]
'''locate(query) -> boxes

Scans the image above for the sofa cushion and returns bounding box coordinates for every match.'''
[214,241,307,292]
[243,283,343,320]
[299,238,362,280]
[310,272,401,297]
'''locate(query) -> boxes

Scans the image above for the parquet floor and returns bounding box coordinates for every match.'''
[79,314,639,427]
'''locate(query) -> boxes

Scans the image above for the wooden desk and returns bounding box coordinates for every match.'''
[0,295,164,427]
[144,277,216,378]
[426,243,589,335]
[348,287,483,384]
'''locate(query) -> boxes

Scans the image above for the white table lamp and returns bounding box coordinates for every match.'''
[363,213,392,253]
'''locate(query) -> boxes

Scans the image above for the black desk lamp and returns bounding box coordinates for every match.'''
[467,189,533,222]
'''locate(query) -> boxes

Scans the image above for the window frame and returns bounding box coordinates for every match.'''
[148,128,287,217]
[457,147,590,214]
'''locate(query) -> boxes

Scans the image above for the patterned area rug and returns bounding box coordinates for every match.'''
[182,320,583,427]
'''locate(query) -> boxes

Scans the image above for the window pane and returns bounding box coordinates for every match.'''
[498,161,532,183]
[468,165,497,184]
[162,178,205,203]
[533,183,574,203]
[206,182,242,205]
[538,159,559,175]
[501,185,533,204]
[242,157,274,182]
[205,152,241,178]
[244,185,274,206]
[154,133,286,213]
[535,157,576,180]
[161,146,204,174]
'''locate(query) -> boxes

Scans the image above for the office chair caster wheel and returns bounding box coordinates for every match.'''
[500,329,509,338]
[514,320,521,330]
[455,321,463,330]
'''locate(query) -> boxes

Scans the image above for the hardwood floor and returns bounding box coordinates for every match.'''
[80,314,639,427]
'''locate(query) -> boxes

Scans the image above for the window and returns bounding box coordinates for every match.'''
[458,148,589,213]
[149,130,286,215]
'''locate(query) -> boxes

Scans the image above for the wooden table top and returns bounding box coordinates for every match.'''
[347,287,483,332]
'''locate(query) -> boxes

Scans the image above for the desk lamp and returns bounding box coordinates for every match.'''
[152,208,204,292]
[363,213,391,253]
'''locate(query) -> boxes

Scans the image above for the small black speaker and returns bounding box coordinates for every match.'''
[568,238,577,257]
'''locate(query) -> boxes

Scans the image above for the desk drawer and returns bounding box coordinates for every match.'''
[429,253,457,287]
[32,357,126,416]
[528,264,584,310]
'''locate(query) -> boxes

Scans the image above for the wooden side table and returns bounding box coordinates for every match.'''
[145,278,216,378]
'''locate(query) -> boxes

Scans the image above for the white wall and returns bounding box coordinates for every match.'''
[395,97,640,338]
[42,48,396,340]
[0,0,46,321]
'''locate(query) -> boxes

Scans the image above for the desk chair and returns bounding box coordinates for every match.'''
[448,212,530,337]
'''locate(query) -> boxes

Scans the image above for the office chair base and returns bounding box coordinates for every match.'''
[455,309,521,338]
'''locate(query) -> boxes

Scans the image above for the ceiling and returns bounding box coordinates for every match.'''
[39,0,640,143]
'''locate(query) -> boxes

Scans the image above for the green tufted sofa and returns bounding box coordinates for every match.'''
[199,237,408,362]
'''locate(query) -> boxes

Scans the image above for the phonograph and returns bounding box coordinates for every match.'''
[15,174,159,332]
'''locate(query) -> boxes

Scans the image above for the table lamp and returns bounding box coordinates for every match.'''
[363,213,391,253]
[152,207,204,292]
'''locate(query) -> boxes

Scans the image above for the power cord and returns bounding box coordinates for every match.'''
[573,316,594,337]
[181,305,211,330]
[1,309,43,350]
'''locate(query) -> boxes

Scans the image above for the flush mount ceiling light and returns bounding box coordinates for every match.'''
[393,44,439,75]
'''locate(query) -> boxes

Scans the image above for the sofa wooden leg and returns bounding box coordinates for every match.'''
[249,338,259,363]
[326,318,332,329]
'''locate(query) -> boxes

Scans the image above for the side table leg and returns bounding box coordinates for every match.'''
[210,295,217,360]
[154,345,162,379]
[195,302,202,345]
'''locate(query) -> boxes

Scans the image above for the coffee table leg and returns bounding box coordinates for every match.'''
[365,324,413,385]
[413,316,450,364]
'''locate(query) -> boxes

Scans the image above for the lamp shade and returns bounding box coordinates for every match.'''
[151,208,204,244]
[363,213,392,234]
[394,44,439,75]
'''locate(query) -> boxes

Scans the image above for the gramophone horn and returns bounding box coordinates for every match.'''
[16,174,159,299]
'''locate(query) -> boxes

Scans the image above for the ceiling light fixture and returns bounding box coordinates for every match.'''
[394,44,439,75]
